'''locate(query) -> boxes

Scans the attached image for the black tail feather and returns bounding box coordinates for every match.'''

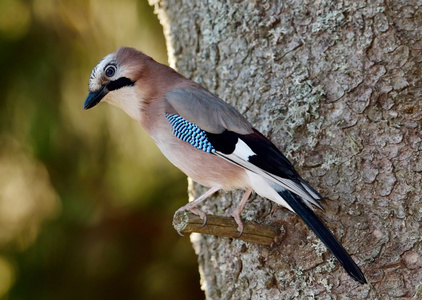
[278,190,367,284]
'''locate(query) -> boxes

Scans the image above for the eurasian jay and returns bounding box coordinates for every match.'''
[84,47,366,284]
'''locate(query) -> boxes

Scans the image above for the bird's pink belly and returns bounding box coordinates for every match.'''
[158,137,249,190]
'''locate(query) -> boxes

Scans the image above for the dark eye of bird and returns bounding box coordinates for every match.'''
[105,65,116,77]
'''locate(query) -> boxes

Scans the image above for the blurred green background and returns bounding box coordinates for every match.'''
[0,0,203,299]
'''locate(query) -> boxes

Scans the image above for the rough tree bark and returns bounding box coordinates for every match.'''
[150,0,422,298]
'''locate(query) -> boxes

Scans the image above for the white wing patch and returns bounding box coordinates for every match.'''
[232,138,256,160]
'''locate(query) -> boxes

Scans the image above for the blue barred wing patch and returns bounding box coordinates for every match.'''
[166,114,216,153]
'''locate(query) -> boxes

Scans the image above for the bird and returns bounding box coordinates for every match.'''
[83,46,367,284]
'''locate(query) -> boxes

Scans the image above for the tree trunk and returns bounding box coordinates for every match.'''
[150,0,422,298]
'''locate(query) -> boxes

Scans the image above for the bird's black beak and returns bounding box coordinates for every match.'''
[83,85,109,110]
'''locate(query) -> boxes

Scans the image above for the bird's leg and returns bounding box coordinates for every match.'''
[175,186,220,228]
[228,188,253,237]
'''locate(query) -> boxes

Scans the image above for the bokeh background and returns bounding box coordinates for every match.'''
[0,0,203,299]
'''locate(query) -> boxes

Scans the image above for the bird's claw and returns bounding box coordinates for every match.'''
[190,207,208,227]
[174,206,208,230]
[227,211,244,238]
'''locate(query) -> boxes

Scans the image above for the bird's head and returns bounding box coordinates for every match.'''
[84,47,151,121]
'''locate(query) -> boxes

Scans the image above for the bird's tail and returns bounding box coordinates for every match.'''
[278,189,367,284]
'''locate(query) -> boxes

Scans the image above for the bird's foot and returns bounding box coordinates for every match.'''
[225,188,252,238]
[174,187,220,235]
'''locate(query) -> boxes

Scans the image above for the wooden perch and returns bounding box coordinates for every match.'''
[173,211,279,246]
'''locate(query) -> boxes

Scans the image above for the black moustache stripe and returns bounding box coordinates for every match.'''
[107,77,135,91]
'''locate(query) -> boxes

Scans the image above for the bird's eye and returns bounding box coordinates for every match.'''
[105,65,116,77]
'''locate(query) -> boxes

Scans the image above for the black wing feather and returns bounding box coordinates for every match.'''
[206,130,238,154]
[207,129,298,178]
[242,129,299,180]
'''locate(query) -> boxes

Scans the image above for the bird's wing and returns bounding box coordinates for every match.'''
[166,87,368,284]
[165,87,322,208]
